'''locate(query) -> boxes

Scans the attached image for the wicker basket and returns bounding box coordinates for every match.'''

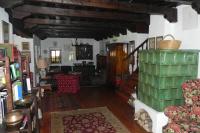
[158,34,181,50]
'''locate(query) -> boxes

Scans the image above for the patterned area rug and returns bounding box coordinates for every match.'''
[51,107,130,133]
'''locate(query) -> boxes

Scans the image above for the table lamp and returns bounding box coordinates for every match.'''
[37,57,48,78]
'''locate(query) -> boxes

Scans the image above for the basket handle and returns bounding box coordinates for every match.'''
[163,34,175,40]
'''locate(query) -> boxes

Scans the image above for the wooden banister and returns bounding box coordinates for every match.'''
[123,39,148,72]
[125,39,148,60]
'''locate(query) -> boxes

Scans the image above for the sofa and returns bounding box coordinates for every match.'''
[164,79,200,133]
[48,65,95,86]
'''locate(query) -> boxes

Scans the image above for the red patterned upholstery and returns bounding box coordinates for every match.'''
[164,79,200,133]
[54,74,80,94]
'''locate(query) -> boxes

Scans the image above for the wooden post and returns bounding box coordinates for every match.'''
[5,56,13,112]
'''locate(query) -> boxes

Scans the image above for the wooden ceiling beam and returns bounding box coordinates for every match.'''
[27,0,178,22]
[23,18,149,30]
[29,23,149,34]
[32,25,127,32]
[37,29,124,35]
[13,5,150,23]
[161,0,192,4]
[0,0,23,8]
[23,18,149,33]
[37,32,109,39]
[27,0,176,14]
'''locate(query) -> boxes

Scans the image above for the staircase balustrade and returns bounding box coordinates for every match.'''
[117,39,148,103]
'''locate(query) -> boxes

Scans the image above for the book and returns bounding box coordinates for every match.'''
[10,63,20,80]
[26,78,31,92]
[12,81,23,101]
[10,64,17,79]
[0,67,5,85]
[0,92,7,124]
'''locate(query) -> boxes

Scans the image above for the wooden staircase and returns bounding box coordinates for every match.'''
[116,39,148,103]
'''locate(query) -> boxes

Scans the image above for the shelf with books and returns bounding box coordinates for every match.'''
[0,44,19,62]
[0,45,40,133]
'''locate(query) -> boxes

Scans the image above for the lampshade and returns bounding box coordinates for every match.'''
[37,57,48,69]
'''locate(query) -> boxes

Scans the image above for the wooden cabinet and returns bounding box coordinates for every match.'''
[73,65,95,85]
[96,54,106,72]
[106,43,129,88]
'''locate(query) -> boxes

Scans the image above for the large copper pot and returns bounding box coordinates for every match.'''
[5,110,24,128]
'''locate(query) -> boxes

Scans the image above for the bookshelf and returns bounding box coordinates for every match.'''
[0,44,40,133]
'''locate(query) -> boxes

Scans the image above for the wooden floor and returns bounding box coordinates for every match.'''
[40,86,147,133]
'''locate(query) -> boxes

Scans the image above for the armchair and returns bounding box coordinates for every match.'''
[164,79,200,133]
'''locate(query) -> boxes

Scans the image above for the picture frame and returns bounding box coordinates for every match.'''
[156,36,163,49]
[148,37,156,49]
[76,45,93,60]
[21,51,31,63]
[22,42,30,51]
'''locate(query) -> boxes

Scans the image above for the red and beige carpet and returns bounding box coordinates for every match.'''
[51,107,130,133]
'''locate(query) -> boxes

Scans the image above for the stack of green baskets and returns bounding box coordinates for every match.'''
[138,50,199,111]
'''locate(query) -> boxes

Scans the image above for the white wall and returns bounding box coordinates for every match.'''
[149,5,200,77]
[100,29,148,54]
[0,7,38,86]
[41,38,100,66]
[149,5,200,49]
[105,30,148,47]
[13,35,34,72]
[0,7,13,43]
[13,35,38,86]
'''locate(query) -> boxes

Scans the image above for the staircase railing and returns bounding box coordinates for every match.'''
[124,39,148,74]
[117,39,149,102]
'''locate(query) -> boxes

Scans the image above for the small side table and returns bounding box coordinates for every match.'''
[40,75,52,92]
[40,84,52,92]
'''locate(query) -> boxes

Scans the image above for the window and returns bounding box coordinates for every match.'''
[50,50,61,63]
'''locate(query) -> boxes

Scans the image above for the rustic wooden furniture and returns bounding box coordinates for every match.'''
[106,43,129,88]
[96,54,106,72]
[0,45,40,133]
[73,65,95,85]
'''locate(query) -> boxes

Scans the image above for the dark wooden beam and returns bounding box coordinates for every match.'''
[162,0,192,4]
[6,9,32,37]
[23,18,149,33]
[13,5,150,23]
[32,25,126,32]
[23,18,149,31]
[36,31,109,39]
[40,31,124,37]
[192,0,200,14]
[0,0,23,8]
[27,0,178,22]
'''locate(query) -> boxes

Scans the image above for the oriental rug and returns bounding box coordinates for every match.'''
[51,107,130,133]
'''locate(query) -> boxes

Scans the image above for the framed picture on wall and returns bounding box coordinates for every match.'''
[156,36,163,49]
[2,21,9,43]
[76,45,93,60]
[148,37,156,49]
[21,51,31,63]
[22,42,30,50]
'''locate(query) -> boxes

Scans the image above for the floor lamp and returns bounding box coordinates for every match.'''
[37,57,48,79]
